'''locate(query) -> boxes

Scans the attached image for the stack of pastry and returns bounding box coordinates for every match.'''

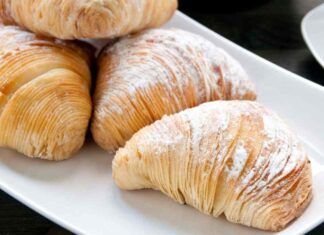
[0,0,312,231]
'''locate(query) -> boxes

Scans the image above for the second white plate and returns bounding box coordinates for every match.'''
[302,3,324,68]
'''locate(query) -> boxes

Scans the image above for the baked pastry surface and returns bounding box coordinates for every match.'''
[0,0,178,39]
[113,101,312,231]
[92,28,257,151]
[0,25,92,160]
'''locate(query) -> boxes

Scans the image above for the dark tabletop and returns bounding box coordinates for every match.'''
[1,0,323,234]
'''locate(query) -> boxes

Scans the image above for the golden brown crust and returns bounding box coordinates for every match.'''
[0,0,178,39]
[0,25,92,160]
[92,28,257,151]
[112,101,312,231]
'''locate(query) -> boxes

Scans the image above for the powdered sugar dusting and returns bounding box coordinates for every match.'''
[187,109,204,149]
[99,29,254,119]
[114,101,312,228]
[226,142,249,180]
[184,102,231,153]
[219,111,229,131]
[236,109,308,198]
[93,28,256,149]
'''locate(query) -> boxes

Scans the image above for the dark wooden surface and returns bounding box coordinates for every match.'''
[1,0,323,234]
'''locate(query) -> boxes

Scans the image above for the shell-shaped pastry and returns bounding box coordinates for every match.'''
[92,28,257,151]
[0,25,92,160]
[0,0,178,39]
[113,101,312,231]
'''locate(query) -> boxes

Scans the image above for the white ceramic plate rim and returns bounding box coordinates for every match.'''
[301,3,324,68]
[0,177,83,234]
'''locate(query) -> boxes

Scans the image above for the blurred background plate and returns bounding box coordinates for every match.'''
[302,3,324,68]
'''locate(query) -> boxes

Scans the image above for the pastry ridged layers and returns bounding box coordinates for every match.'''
[92,28,257,151]
[0,0,178,39]
[0,26,92,160]
[113,101,312,231]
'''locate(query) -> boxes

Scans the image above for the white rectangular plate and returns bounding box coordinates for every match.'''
[1,11,324,235]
